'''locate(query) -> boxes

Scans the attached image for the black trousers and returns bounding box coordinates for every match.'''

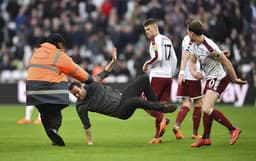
[36,104,68,133]
[118,74,165,119]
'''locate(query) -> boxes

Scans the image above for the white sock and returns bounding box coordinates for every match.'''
[25,105,34,120]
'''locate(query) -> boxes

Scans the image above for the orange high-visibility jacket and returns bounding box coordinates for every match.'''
[26,42,89,105]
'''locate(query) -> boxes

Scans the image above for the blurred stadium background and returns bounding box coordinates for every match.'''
[0,0,255,106]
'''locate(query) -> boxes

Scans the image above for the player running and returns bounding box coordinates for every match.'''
[187,20,247,147]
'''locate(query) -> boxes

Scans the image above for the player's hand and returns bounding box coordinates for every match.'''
[142,63,148,72]
[233,78,247,84]
[223,50,231,57]
[178,74,185,85]
[191,71,203,80]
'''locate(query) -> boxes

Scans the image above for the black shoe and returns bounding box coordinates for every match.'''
[163,104,177,113]
[46,129,65,146]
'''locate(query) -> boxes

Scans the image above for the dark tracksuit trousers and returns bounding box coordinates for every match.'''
[118,74,161,119]
[36,104,67,145]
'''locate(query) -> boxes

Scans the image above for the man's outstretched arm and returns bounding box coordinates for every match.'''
[96,48,117,80]
[105,48,117,72]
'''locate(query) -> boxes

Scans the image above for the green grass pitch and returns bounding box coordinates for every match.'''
[0,104,255,161]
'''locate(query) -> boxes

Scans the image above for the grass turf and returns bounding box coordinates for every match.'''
[0,104,255,161]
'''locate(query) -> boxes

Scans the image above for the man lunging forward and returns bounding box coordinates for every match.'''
[69,48,177,145]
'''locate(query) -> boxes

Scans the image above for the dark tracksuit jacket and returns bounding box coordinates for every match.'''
[76,74,167,130]
[76,83,123,129]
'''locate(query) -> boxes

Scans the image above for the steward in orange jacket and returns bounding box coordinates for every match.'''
[26,42,90,105]
[26,33,94,146]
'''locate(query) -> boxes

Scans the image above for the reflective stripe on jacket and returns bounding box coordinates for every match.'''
[26,42,88,105]
[26,80,69,105]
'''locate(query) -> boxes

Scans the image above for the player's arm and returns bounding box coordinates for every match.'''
[96,48,117,81]
[170,44,178,76]
[143,41,160,72]
[143,57,158,72]
[178,51,190,84]
[189,54,203,80]
[218,53,247,84]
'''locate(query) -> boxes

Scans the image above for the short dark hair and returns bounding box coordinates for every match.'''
[188,20,204,35]
[69,81,82,90]
[143,18,158,27]
[46,33,66,49]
